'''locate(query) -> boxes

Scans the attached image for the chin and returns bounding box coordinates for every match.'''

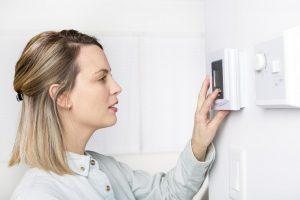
[100,117,117,128]
[108,118,117,126]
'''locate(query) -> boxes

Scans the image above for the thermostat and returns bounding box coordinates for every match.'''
[254,26,300,108]
[207,48,245,110]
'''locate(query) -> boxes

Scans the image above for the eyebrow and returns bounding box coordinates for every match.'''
[94,68,112,75]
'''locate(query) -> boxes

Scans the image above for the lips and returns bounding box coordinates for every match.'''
[109,101,118,108]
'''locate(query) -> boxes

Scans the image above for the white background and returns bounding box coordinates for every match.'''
[86,34,204,155]
[0,0,208,199]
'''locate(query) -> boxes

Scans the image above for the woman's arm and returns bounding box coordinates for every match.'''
[116,138,215,200]
[115,76,230,199]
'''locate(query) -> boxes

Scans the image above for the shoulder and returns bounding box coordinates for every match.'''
[11,168,60,200]
[85,150,134,184]
[85,150,131,173]
[86,150,118,165]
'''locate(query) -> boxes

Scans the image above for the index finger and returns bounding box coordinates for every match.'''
[199,88,221,115]
[196,75,210,113]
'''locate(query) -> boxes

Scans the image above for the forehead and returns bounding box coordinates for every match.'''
[76,45,111,74]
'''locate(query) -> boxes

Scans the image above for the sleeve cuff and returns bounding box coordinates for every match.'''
[179,139,216,175]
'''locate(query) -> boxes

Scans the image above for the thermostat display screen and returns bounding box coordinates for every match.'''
[211,60,224,99]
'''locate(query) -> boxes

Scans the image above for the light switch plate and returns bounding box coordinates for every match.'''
[254,26,300,108]
[229,147,247,200]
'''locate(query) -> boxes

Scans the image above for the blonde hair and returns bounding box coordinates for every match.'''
[9,29,103,175]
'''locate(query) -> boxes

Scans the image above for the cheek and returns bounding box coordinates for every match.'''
[73,84,109,118]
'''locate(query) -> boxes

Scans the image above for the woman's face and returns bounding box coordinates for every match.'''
[68,45,122,130]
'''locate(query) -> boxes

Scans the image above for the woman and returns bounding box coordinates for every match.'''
[9,29,229,200]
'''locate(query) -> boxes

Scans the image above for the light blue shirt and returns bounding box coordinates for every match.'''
[10,139,215,200]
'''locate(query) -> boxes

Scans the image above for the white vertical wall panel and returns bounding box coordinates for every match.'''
[0,1,204,34]
[205,1,300,199]
[139,35,205,153]
[87,34,206,154]
[86,35,141,154]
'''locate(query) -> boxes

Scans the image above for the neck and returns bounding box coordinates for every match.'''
[60,111,96,155]
[63,124,95,155]
[64,137,88,155]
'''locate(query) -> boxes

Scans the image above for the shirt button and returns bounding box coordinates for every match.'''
[105,185,110,192]
[90,159,95,165]
[80,166,85,171]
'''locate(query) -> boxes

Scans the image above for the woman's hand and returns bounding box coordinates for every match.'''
[191,76,230,161]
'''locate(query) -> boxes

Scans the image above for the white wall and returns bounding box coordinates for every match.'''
[86,33,205,155]
[204,0,300,199]
[0,0,208,199]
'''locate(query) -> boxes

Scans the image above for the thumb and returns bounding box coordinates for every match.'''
[209,110,230,131]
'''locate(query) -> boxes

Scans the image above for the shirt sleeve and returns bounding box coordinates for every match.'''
[116,139,216,200]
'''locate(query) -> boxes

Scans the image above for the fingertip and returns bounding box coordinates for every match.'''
[213,88,220,94]
[208,76,211,81]
[207,90,219,104]
[202,75,210,86]
[205,75,210,82]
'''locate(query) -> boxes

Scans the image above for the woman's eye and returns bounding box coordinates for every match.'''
[99,76,107,81]
[98,73,112,82]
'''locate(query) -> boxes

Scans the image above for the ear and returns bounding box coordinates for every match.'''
[49,84,71,109]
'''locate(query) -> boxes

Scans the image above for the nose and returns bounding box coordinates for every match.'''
[111,79,122,96]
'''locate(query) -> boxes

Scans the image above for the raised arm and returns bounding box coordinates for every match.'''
[116,76,230,200]
[116,138,215,200]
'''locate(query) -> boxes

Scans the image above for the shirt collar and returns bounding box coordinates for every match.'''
[66,151,92,176]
